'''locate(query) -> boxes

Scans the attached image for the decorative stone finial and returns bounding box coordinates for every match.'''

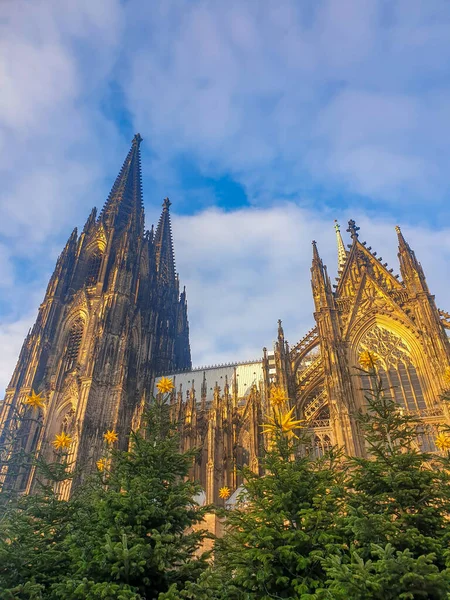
[132,133,143,146]
[347,219,360,239]
[163,197,171,210]
[395,225,401,234]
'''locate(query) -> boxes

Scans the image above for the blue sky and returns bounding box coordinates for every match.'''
[1,0,450,392]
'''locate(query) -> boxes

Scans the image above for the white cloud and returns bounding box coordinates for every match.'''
[172,205,450,368]
[122,0,450,205]
[1,203,449,394]
[2,0,450,394]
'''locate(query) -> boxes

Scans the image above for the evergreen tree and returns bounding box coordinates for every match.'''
[0,440,76,599]
[191,421,346,600]
[319,354,450,599]
[53,390,211,599]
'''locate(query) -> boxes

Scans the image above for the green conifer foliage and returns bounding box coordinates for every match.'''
[206,432,345,599]
[320,362,450,599]
[52,395,210,599]
[0,444,76,599]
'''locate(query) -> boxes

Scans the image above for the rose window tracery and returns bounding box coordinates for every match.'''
[358,325,426,413]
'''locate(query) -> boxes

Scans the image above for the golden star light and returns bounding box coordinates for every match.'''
[219,486,231,500]
[96,458,107,472]
[444,367,450,387]
[358,350,379,370]
[104,429,119,445]
[52,431,73,450]
[24,390,46,410]
[435,432,450,451]
[156,376,175,394]
[261,406,305,439]
[270,386,288,407]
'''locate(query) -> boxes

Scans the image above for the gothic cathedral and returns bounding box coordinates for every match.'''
[0,135,190,496]
[2,135,450,508]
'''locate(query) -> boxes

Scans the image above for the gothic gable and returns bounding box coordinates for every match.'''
[341,272,415,341]
[66,288,90,321]
[85,221,107,253]
[336,240,403,300]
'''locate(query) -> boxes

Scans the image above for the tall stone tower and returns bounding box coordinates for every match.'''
[0,134,191,496]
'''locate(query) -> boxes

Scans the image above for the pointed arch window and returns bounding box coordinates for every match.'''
[65,318,84,371]
[85,250,103,286]
[358,325,427,414]
[311,434,332,458]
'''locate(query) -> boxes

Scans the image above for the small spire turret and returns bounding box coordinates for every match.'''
[83,208,97,233]
[154,197,176,286]
[334,220,347,271]
[311,240,334,311]
[396,225,428,293]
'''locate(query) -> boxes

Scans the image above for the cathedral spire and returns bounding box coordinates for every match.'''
[154,197,176,285]
[396,225,428,293]
[100,134,144,233]
[311,240,334,311]
[334,220,347,271]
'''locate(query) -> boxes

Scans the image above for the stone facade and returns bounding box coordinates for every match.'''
[0,135,191,496]
[156,221,450,505]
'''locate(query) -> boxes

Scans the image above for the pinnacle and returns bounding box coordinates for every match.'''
[99,135,144,233]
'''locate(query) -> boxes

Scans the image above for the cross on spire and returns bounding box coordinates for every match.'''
[347,219,360,239]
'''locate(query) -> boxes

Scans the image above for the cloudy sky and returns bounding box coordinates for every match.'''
[1,0,450,392]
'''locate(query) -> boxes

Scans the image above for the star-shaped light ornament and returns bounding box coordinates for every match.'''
[156,376,174,394]
[261,406,305,439]
[219,486,231,500]
[104,430,119,445]
[52,431,73,450]
[444,367,450,387]
[435,432,450,452]
[96,458,107,472]
[24,390,46,410]
[358,350,379,371]
[270,386,288,408]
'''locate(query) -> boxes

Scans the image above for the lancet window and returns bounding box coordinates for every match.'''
[85,250,103,286]
[358,325,426,413]
[65,318,84,371]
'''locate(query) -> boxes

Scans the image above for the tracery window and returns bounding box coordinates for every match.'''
[85,251,103,286]
[65,318,84,371]
[309,434,332,458]
[358,325,426,413]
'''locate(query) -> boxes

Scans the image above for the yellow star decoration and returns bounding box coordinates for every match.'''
[219,486,231,500]
[104,429,119,445]
[156,376,175,394]
[96,458,107,472]
[24,390,46,410]
[270,386,288,408]
[444,367,450,387]
[261,406,305,439]
[435,432,450,452]
[358,350,379,370]
[52,431,73,450]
